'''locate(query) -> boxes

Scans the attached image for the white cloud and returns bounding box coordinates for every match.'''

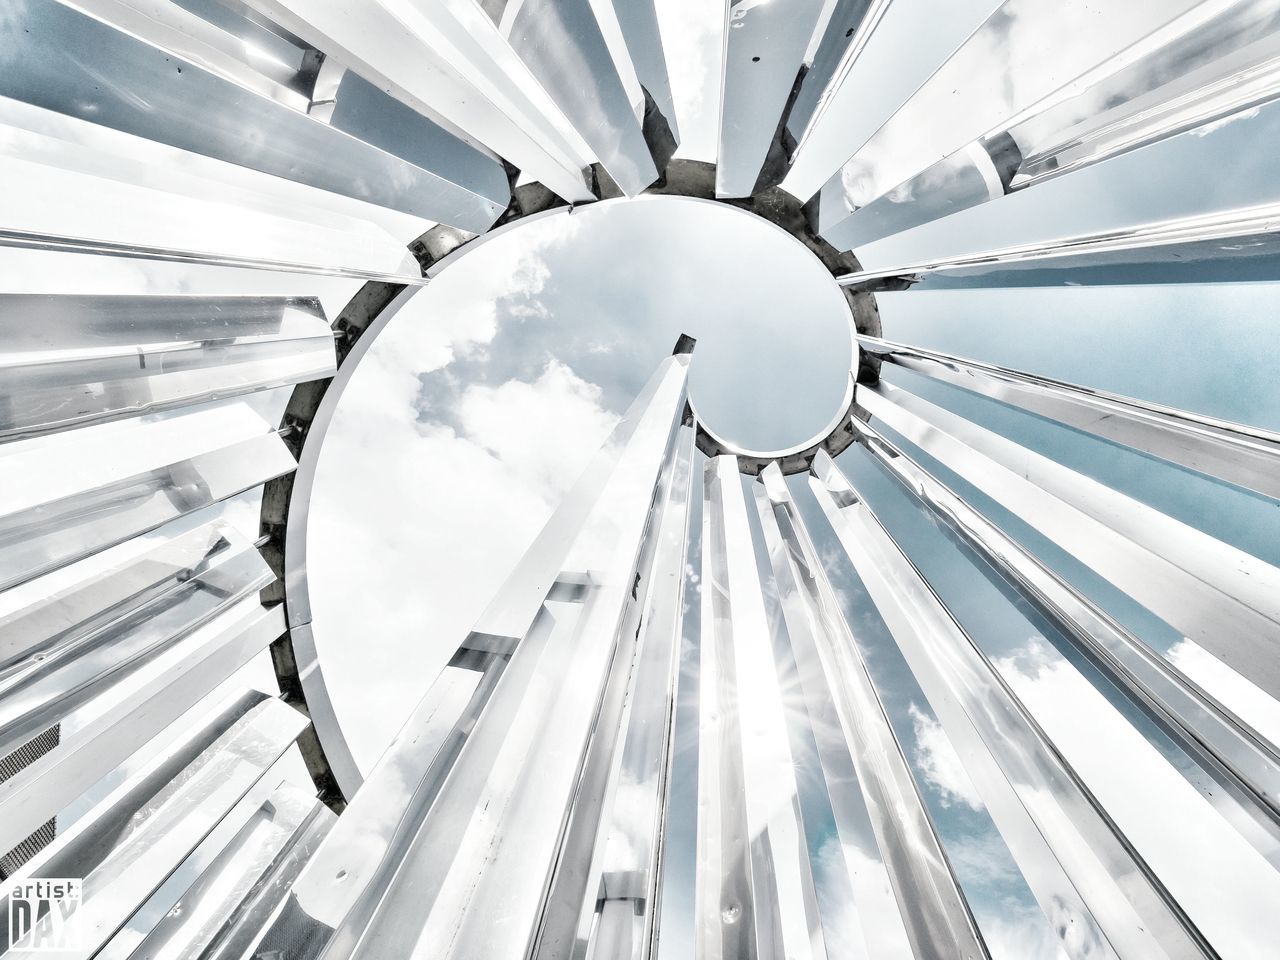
[908,701,984,810]
[457,359,619,502]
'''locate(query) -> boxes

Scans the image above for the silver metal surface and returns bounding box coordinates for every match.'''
[696,455,824,960]
[847,416,1280,863]
[0,695,306,956]
[3,0,510,229]
[859,335,1280,500]
[858,381,1280,703]
[0,295,335,442]
[754,463,986,960]
[0,402,296,591]
[811,450,1212,960]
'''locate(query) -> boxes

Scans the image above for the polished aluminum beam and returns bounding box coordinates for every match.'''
[496,0,660,196]
[823,4,1280,249]
[0,524,271,762]
[110,782,334,959]
[835,201,1280,290]
[544,424,695,959]
[0,226,430,287]
[0,695,306,956]
[858,381,1280,703]
[858,336,1280,501]
[781,0,1000,204]
[0,402,296,591]
[697,455,824,960]
[242,0,596,203]
[753,463,985,960]
[813,0,1211,230]
[846,416,1280,862]
[4,0,510,230]
[785,0,879,144]
[0,295,335,442]
[605,0,679,147]
[252,348,692,960]
[810,450,1211,960]
[716,0,826,197]
[0,600,287,857]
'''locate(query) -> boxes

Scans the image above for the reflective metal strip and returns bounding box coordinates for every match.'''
[785,0,879,143]
[0,226,430,286]
[605,0,679,143]
[716,0,826,197]
[240,0,596,202]
[3,0,509,230]
[102,782,334,960]
[859,381,1280,702]
[0,525,271,761]
[546,424,694,960]
[0,294,335,442]
[697,455,825,960]
[0,403,296,591]
[0,601,288,856]
[0,696,306,958]
[814,0,1208,219]
[858,336,1280,501]
[847,417,1280,859]
[834,201,1280,288]
[501,0,658,196]
[781,0,1001,205]
[0,691,270,912]
[753,462,986,960]
[258,353,691,960]
[810,450,1209,960]
[57,0,313,109]
[822,6,1280,249]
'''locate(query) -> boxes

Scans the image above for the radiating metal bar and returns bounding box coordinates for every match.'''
[0,227,430,287]
[835,201,1280,289]
[0,696,306,957]
[716,0,827,197]
[106,782,334,960]
[57,0,313,109]
[696,455,825,960]
[823,5,1280,249]
[0,525,271,761]
[810,450,1211,960]
[753,463,986,960]
[241,0,596,203]
[605,0,679,147]
[785,0,877,143]
[546,423,694,960]
[500,0,660,196]
[0,402,296,591]
[847,416,1280,857]
[859,381,1280,703]
[781,0,1000,205]
[0,295,336,442]
[3,0,509,230]
[814,0,1211,226]
[0,601,287,856]
[253,350,692,960]
[858,335,1280,501]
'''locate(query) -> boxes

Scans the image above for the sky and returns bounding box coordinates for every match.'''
[9,1,1280,958]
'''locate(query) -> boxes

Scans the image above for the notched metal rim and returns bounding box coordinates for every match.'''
[263,160,883,804]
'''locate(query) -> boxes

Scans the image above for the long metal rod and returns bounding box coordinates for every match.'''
[858,335,1280,501]
[847,415,1280,859]
[696,455,825,960]
[858,380,1280,703]
[810,450,1212,960]
[753,462,987,960]
[835,201,1280,287]
[0,227,430,286]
